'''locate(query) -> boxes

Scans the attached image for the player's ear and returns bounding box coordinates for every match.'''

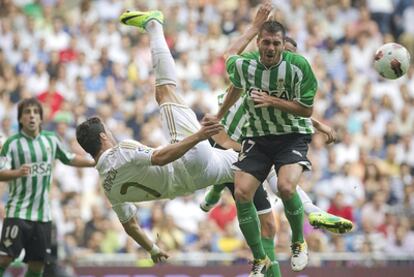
[99,132,107,140]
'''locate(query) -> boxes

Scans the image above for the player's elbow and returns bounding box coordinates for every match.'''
[151,151,168,166]
[122,218,138,235]
[300,106,313,118]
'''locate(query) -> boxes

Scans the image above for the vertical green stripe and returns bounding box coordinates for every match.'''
[37,137,48,221]
[267,107,281,132]
[254,66,269,134]
[245,97,258,136]
[42,135,55,221]
[227,104,245,136]
[26,139,37,220]
[14,139,27,218]
[6,141,18,217]
[267,65,281,133]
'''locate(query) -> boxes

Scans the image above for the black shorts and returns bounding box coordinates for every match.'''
[210,139,271,213]
[234,134,312,182]
[0,218,52,263]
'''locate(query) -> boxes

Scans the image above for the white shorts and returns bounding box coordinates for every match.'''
[159,102,237,188]
[159,103,200,143]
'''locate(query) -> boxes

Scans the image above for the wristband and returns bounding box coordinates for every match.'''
[150,244,161,255]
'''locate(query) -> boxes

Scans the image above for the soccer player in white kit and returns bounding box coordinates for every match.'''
[76,10,238,263]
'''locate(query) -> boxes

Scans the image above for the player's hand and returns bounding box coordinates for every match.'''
[18,164,31,177]
[314,123,337,144]
[198,120,224,140]
[252,0,272,29]
[201,114,219,125]
[251,90,273,108]
[151,250,169,264]
[322,127,337,144]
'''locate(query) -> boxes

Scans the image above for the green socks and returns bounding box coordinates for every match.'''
[25,270,43,277]
[261,237,275,261]
[261,238,281,277]
[205,184,226,204]
[236,201,266,260]
[282,192,304,243]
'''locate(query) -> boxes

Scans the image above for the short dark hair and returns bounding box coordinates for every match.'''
[284,36,297,48]
[258,20,286,38]
[17,98,43,131]
[76,117,105,157]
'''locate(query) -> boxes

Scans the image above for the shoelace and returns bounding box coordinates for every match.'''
[291,243,302,257]
[250,259,264,274]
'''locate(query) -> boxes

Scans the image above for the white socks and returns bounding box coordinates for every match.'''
[296,186,323,215]
[145,20,177,86]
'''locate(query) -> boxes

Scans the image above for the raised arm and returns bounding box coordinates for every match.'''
[223,0,272,59]
[151,120,223,166]
[122,216,169,263]
[69,154,96,167]
[216,86,243,120]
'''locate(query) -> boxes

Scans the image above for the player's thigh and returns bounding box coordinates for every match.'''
[233,138,273,183]
[273,134,312,174]
[234,171,262,201]
[159,102,201,143]
[155,84,185,105]
[24,221,51,264]
[278,163,304,187]
[0,218,28,261]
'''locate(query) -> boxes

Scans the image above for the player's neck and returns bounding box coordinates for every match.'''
[94,140,113,162]
[21,128,40,139]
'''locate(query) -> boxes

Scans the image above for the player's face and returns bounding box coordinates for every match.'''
[257,30,284,67]
[284,42,297,53]
[103,124,116,145]
[20,105,42,136]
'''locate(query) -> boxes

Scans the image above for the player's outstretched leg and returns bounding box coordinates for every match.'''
[120,10,184,106]
[269,176,354,234]
[200,184,226,212]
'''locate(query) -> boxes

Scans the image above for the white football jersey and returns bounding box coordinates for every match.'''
[96,139,236,223]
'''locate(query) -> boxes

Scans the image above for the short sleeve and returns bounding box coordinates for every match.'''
[0,138,14,170]
[111,202,138,223]
[225,55,243,88]
[293,57,317,107]
[53,135,75,164]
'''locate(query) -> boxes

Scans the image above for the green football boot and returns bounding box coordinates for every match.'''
[119,10,164,29]
[309,212,354,234]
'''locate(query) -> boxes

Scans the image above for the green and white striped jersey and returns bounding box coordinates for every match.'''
[219,92,246,143]
[0,131,75,222]
[226,50,317,137]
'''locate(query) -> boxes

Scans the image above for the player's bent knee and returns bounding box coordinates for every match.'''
[277,180,296,199]
[234,187,255,202]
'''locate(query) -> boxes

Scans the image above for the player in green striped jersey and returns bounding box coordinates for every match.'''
[203,1,317,274]
[0,98,95,277]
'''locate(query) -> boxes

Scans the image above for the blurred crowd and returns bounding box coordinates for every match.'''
[0,0,414,267]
